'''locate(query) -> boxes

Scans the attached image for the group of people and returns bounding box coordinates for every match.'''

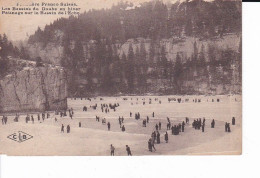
[101,103,119,113]
[1,115,8,124]
[61,124,70,133]
[148,130,169,152]
[134,112,141,120]
[167,97,222,103]
[225,122,231,132]
[109,144,132,156]
[171,123,184,135]
[192,118,205,132]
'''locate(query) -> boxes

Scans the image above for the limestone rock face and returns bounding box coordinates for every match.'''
[0,66,68,113]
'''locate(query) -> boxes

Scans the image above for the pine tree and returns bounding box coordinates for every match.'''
[174,53,183,93]
[126,43,135,92]
[198,44,206,67]
[149,40,155,63]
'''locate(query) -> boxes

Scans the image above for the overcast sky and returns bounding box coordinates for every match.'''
[0,0,153,41]
[0,0,219,42]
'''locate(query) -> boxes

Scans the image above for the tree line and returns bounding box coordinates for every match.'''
[61,36,241,96]
[0,34,31,78]
[28,0,241,45]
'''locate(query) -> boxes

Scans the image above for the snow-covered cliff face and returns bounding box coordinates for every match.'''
[27,42,64,65]
[27,33,241,65]
[0,66,67,113]
[119,34,241,62]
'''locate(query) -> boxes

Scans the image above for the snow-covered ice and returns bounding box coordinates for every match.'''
[0,95,241,156]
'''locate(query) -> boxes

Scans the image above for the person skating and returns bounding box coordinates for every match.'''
[67,125,70,133]
[143,120,146,127]
[79,122,81,128]
[202,123,205,132]
[232,117,236,125]
[182,121,185,132]
[211,119,215,128]
[227,123,231,132]
[126,145,132,156]
[165,132,168,143]
[225,122,228,132]
[2,115,4,125]
[107,122,111,131]
[186,117,189,124]
[159,122,161,130]
[151,138,156,151]
[61,124,64,133]
[122,125,125,132]
[155,124,159,131]
[156,131,160,144]
[171,126,174,135]
[31,116,34,124]
[110,144,115,156]
[148,139,152,152]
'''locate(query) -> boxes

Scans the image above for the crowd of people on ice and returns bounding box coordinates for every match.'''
[0,96,238,156]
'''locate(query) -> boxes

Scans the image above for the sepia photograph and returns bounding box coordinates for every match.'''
[0,0,242,156]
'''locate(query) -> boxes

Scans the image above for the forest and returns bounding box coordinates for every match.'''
[1,0,242,96]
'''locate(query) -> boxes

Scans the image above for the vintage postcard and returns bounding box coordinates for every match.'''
[0,0,242,156]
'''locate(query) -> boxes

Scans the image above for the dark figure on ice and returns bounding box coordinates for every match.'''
[165,132,168,143]
[232,117,236,125]
[156,131,160,144]
[186,117,189,124]
[67,125,70,133]
[152,112,154,117]
[211,119,215,128]
[143,120,146,127]
[31,116,34,124]
[182,121,185,132]
[107,122,111,131]
[148,139,152,152]
[61,124,64,133]
[152,132,156,143]
[167,122,170,130]
[159,122,161,130]
[202,123,205,132]
[130,112,132,117]
[171,126,174,135]
[14,115,19,122]
[38,114,40,121]
[147,116,149,123]
[151,138,156,151]
[110,144,115,156]
[79,122,81,128]
[227,123,231,132]
[126,145,132,156]
[225,122,228,132]
[155,124,159,131]
[26,115,29,123]
[122,125,125,132]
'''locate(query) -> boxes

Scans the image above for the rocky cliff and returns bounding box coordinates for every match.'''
[0,63,68,113]
[26,33,241,64]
